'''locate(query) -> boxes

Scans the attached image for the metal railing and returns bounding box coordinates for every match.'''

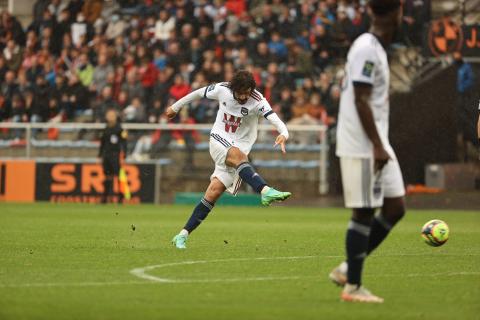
[0,122,330,194]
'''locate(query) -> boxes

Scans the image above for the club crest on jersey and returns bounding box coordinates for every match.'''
[223,113,242,133]
[241,107,248,116]
[207,84,216,92]
[362,61,374,77]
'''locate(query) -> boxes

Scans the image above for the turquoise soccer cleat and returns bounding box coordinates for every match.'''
[261,187,292,206]
[172,234,188,249]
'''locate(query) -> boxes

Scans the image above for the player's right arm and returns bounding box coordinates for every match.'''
[350,45,390,171]
[165,84,220,119]
[354,85,390,171]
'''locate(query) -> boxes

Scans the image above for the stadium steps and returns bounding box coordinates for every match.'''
[432,0,480,23]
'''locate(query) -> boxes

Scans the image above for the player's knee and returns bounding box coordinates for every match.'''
[352,208,375,224]
[226,147,248,167]
[205,185,224,203]
[384,204,406,225]
[382,198,406,225]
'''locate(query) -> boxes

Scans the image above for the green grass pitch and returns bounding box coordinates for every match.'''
[0,203,479,320]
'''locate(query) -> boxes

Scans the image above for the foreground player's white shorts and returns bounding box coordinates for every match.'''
[209,133,242,195]
[340,154,405,208]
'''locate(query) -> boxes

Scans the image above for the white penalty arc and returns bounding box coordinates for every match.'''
[128,253,480,284]
[129,255,326,284]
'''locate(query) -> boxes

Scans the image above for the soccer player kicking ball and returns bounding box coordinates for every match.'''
[166,70,291,249]
[330,0,406,303]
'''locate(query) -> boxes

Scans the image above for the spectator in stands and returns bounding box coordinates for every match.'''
[1,11,26,45]
[94,86,118,122]
[138,57,158,109]
[268,31,288,62]
[0,95,7,122]
[306,93,329,125]
[71,12,87,47]
[1,70,19,112]
[253,41,272,69]
[123,96,145,123]
[91,53,113,94]
[32,73,50,121]
[155,9,175,42]
[122,69,144,102]
[454,52,477,161]
[105,12,126,41]
[169,74,191,102]
[277,87,294,122]
[3,40,23,71]
[403,0,431,46]
[76,53,94,87]
[66,73,89,118]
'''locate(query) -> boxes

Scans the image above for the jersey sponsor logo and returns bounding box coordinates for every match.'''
[362,61,375,77]
[110,135,118,144]
[223,113,242,133]
[241,107,248,116]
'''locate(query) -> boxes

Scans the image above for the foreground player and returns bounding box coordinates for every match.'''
[167,71,291,249]
[330,0,406,303]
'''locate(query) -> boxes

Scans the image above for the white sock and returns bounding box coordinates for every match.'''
[339,261,348,274]
[261,186,270,194]
[180,229,189,236]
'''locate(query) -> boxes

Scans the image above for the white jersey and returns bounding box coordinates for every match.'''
[204,82,275,153]
[336,33,391,158]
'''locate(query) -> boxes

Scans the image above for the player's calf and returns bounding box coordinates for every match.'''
[172,179,225,249]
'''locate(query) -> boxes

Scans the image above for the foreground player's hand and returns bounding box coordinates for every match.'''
[274,135,287,154]
[373,145,390,172]
[165,107,177,120]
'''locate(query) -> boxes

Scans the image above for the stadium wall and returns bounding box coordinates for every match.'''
[0,159,159,204]
[390,64,480,184]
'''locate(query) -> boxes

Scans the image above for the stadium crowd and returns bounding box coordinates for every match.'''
[0,0,429,136]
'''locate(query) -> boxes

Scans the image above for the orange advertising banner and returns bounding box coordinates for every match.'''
[0,160,36,202]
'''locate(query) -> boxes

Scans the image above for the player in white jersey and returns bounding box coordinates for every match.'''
[329,0,406,303]
[166,71,291,249]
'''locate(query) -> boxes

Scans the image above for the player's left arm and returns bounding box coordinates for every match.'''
[165,83,222,119]
[259,100,289,154]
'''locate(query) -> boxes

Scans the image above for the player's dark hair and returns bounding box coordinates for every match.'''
[230,70,256,93]
[368,0,401,16]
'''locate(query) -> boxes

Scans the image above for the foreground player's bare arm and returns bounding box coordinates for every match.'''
[354,84,390,171]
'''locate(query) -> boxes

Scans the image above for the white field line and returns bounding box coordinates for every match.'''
[1,254,479,288]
